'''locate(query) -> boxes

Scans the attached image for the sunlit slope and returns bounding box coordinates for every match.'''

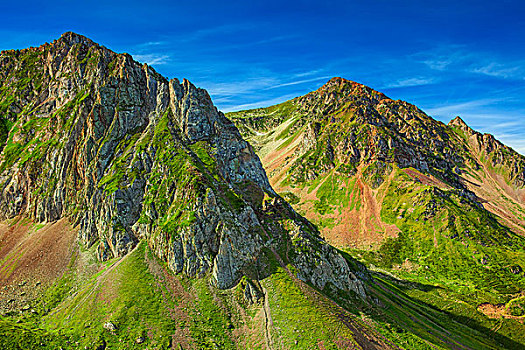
[229,78,525,289]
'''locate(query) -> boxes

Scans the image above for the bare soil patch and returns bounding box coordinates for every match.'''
[0,218,77,313]
[477,302,524,322]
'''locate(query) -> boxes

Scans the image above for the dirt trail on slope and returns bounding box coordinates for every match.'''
[261,285,274,350]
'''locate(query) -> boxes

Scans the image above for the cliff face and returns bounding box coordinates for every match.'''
[0,33,366,294]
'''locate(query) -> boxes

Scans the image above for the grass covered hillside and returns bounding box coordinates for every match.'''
[229,77,525,347]
[2,218,523,349]
[1,33,524,349]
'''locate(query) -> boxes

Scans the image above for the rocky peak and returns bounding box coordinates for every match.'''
[293,79,456,171]
[230,77,476,191]
[0,33,367,295]
[318,77,357,92]
[301,77,389,110]
[449,116,505,155]
[319,77,386,96]
[56,31,96,47]
[448,116,475,136]
[448,118,525,187]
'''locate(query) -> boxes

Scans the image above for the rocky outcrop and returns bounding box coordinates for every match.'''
[449,116,525,187]
[0,33,367,294]
[290,224,367,298]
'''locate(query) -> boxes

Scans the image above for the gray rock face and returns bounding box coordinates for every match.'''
[289,220,367,298]
[0,33,367,294]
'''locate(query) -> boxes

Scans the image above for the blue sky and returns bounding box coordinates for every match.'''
[1,0,524,154]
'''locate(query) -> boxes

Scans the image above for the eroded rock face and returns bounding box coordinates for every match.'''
[290,221,367,298]
[449,116,525,187]
[0,33,367,294]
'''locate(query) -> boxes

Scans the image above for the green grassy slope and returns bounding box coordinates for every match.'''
[0,240,366,349]
[228,77,525,348]
[2,231,524,349]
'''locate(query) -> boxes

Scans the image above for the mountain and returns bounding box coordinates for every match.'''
[229,77,525,268]
[229,77,525,345]
[0,35,524,349]
[0,33,367,290]
[0,33,373,349]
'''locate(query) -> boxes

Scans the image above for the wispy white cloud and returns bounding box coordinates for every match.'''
[178,23,256,43]
[423,58,455,71]
[470,62,523,79]
[263,76,332,90]
[136,41,167,48]
[131,53,170,65]
[202,73,332,98]
[221,93,299,112]
[292,69,326,78]
[201,77,278,97]
[383,77,437,89]
[415,44,525,80]
[489,120,522,130]
[425,98,504,117]
[415,44,467,71]
[252,35,299,46]
[412,44,525,80]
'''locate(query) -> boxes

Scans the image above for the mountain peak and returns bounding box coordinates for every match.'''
[317,77,389,100]
[327,76,353,84]
[449,116,475,135]
[449,115,467,127]
[60,31,86,39]
[0,32,102,57]
[320,76,359,89]
[56,31,96,47]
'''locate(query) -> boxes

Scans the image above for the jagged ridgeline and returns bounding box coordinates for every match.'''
[229,77,525,294]
[3,34,525,350]
[0,33,366,294]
